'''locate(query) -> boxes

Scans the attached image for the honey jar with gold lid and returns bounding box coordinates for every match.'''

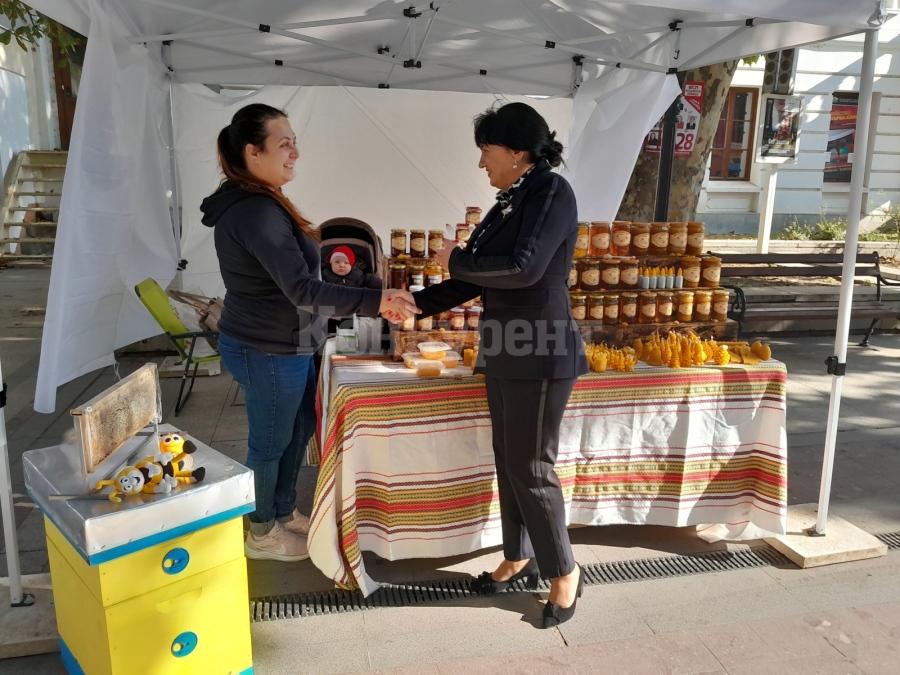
[657,290,675,323]
[409,229,427,256]
[580,258,601,292]
[408,262,425,288]
[589,222,611,257]
[686,222,705,256]
[390,229,407,257]
[680,255,702,289]
[424,261,443,287]
[611,221,632,256]
[649,222,670,255]
[574,223,590,258]
[571,294,587,320]
[428,230,445,257]
[676,290,695,323]
[600,258,621,290]
[668,222,687,255]
[568,260,579,290]
[456,225,472,246]
[603,293,620,325]
[620,292,638,323]
[618,256,640,290]
[389,262,408,291]
[693,289,712,321]
[700,256,722,288]
[630,223,650,255]
[639,291,657,324]
[588,293,605,320]
[465,206,482,226]
[712,288,730,322]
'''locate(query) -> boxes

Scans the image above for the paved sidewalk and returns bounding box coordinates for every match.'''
[2,267,899,674]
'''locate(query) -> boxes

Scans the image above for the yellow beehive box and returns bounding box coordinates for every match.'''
[49,536,253,675]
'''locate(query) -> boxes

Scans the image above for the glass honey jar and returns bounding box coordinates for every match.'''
[676,290,695,323]
[630,223,651,255]
[449,307,467,330]
[668,222,688,255]
[390,229,407,257]
[657,290,675,323]
[574,223,590,258]
[465,206,482,226]
[700,255,722,288]
[588,293,605,321]
[693,290,712,322]
[408,262,425,288]
[466,305,482,329]
[603,293,620,325]
[571,294,587,320]
[428,230,446,257]
[712,289,730,322]
[680,256,702,289]
[424,261,443,287]
[580,258,601,292]
[686,222,705,256]
[409,229,427,256]
[639,291,657,324]
[618,256,640,290]
[568,260,579,290]
[611,221,632,256]
[649,222,670,255]
[456,225,472,247]
[589,222,611,257]
[389,262,408,291]
[599,258,621,290]
[619,292,638,323]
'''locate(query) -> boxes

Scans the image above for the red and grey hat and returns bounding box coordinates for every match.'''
[328,245,355,266]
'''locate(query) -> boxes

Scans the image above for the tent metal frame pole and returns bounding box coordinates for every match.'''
[162,43,183,285]
[679,25,752,70]
[655,72,686,221]
[814,26,879,535]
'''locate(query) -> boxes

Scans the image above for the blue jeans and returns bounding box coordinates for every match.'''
[218,333,317,525]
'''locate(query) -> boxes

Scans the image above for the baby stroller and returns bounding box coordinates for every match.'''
[318,217,386,353]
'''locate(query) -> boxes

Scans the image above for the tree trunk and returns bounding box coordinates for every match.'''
[616,61,739,222]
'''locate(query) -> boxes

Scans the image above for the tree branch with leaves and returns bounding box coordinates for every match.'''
[0,0,80,66]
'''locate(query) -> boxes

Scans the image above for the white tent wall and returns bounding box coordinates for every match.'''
[174,85,573,297]
[33,10,177,414]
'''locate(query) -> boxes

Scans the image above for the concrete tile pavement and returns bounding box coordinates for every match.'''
[3,267,900,673]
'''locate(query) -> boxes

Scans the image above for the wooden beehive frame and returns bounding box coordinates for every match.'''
[71,363,161,480]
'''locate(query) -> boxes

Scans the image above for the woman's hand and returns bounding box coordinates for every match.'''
[379,289,421,324]
[433,238,455,270]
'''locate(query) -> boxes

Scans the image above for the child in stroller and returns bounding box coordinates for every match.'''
[323,245,382,289]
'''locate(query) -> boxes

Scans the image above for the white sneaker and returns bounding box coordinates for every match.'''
[281,509,311,535]
[244,521,310,562]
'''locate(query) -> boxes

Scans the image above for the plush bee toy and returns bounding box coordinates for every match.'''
[94,432,206,503]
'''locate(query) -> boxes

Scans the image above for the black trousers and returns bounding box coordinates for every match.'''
[485,375,577,579]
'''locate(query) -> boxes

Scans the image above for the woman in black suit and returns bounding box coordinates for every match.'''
[415,102,589,627]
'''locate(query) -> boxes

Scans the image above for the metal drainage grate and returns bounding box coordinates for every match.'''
[250,546,791,622]
[875,531,900,550]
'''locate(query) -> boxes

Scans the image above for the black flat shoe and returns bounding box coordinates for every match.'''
[470,559,541,595]
[541,563,584,628]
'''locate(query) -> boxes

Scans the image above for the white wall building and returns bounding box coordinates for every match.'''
[697,12,900,234]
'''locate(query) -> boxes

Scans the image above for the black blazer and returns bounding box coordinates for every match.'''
[413,162,589,380]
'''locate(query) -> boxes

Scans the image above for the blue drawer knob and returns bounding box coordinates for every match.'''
[171,631,198,657]
[162,548,190,575]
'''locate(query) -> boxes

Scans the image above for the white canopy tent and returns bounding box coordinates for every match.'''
[2,0,885,604]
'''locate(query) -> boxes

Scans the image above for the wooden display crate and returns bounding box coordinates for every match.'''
[577,319,738,347]
[390,326,479,360]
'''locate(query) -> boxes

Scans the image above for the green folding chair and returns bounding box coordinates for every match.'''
[134,278,221,415]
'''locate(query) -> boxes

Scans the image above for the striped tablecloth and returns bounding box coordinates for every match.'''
[309,344,788,596]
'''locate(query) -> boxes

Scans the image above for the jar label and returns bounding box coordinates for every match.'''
[714,302,729,315]
[620,268,639,285]
[678,303,693,316]
[576,234,590,251]
[450,318,465,330]
[658,301,673,316]
[411,239,426,253]
[569,269,578,286]
[695,301,711,315]
[467,317,480,329]
[582,269,600,286]
[651,232,669,247]
[572,306,586,320]
[416,318,433,330]
[601,268,620,285]
[411,273,424,285]
[402,316,416,330]
[669,232,687,248]
[456,229,471,242]
[591,233,610,249]
[466,213,480,225]
[612,230,631,246]
[622,304,637,318]
[642,303,657,317]
[683,267,701,283]
[688,233,704,248]
[391,236,406,251]
[427,274,443,285]
[703,267,721,283]
[604,305,619,319]
[590,305,604,320]
[632,233,650,249]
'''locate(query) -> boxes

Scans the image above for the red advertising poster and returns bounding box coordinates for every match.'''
[644,81,704,157]
[824,93,858,183]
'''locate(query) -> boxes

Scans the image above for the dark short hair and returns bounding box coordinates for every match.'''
[473,102,564,167]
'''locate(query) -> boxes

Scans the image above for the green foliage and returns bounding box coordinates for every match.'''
[741,55,761,66]
[777,215,848,241]
[0,0,80,65]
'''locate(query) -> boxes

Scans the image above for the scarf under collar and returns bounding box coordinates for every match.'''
[495,165,535,209]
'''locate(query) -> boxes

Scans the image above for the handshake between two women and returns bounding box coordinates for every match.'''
[378,289,421,325]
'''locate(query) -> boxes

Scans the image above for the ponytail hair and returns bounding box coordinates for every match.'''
[216,103,319,241]
[473,102,564,168]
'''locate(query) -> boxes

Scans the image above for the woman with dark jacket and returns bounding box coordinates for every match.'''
[415,102,589,628]
[201,103,417,563]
